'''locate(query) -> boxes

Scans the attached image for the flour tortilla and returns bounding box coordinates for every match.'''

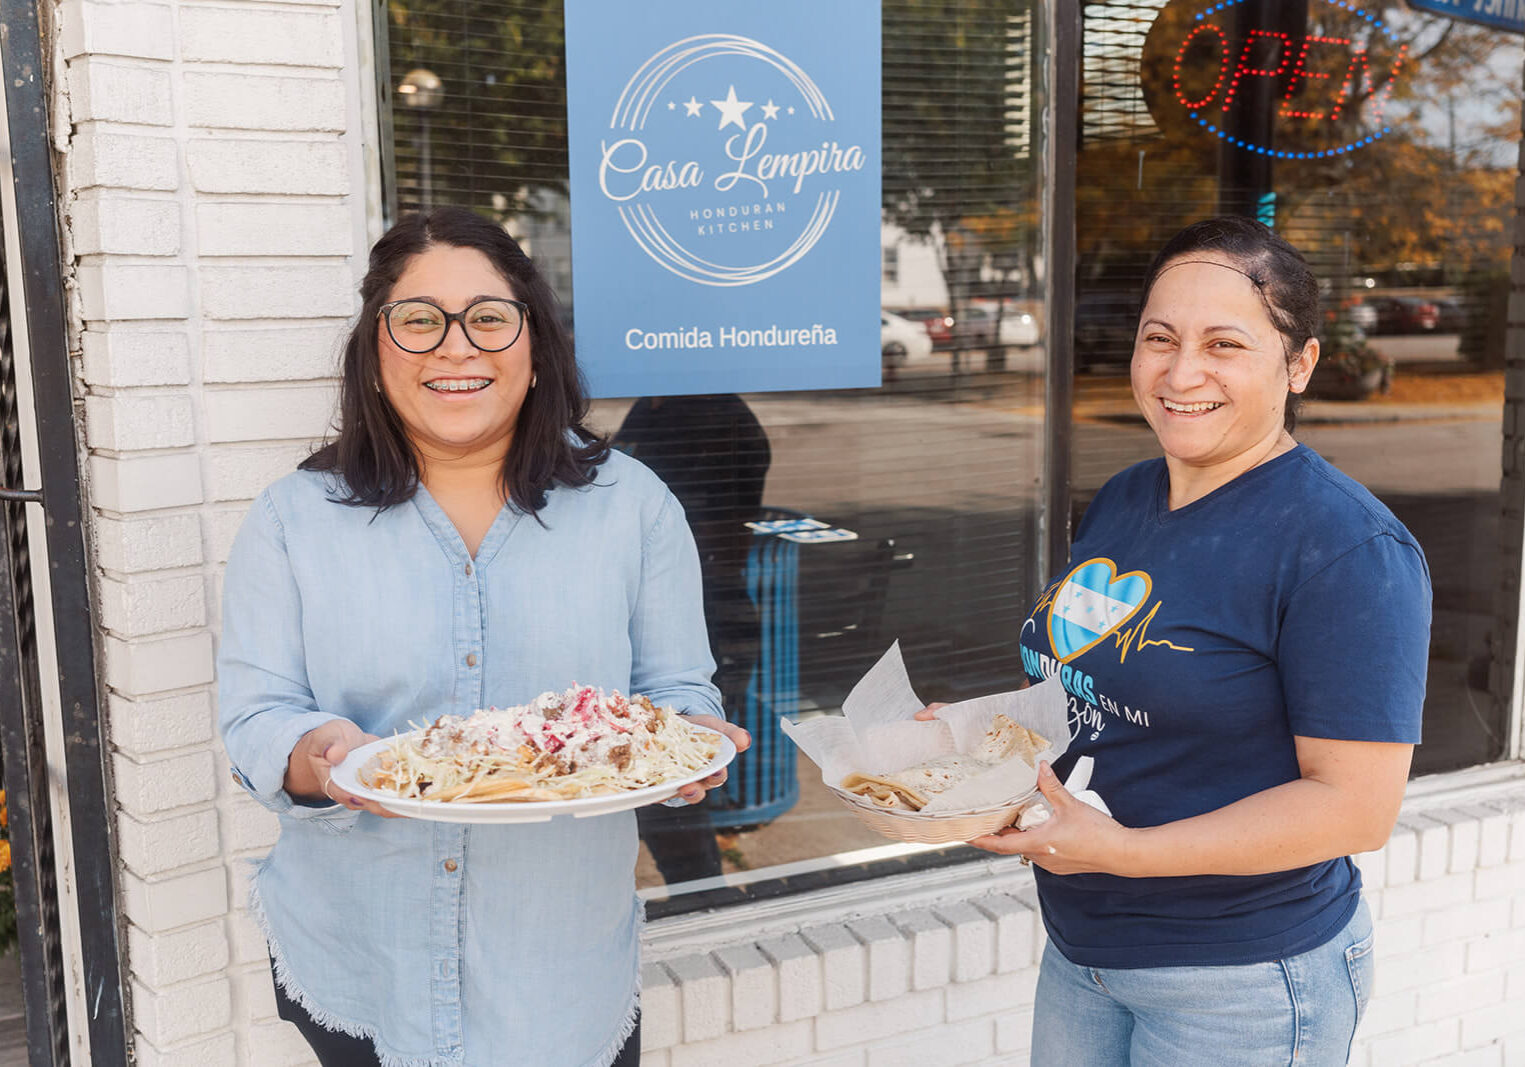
[839,772,926,810]
[841,716,1050,812]
[842,754,982,811]
[971,714,1049,766]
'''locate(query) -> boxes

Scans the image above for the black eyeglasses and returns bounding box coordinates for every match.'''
[378,298,530,354]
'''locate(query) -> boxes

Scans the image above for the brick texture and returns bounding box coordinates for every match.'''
[57,4,362,1060]
[637,786,1525,1067]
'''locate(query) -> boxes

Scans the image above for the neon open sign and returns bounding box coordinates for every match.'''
[1141,0,1410,159]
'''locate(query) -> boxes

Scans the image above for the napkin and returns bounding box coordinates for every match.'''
[781,642,1072,813]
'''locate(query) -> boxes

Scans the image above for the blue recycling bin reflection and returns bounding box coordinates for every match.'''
[711,517,859,829]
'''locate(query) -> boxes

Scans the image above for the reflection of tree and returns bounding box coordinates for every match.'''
[880,0,1042,350]
[387,0,1048,327]
[1078,2,1517,285]
[387,0,569,223]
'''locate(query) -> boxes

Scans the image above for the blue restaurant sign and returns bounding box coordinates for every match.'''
[1406,0,1525,35]
[564,0,883,397]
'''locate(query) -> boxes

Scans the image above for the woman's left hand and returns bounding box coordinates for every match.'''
[967,760,1134,875]
[672,715,751,805]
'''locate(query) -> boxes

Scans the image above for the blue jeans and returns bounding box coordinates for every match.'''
[1031,898,1374,1066]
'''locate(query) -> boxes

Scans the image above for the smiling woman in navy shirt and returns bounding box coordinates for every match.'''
[955,217,1429,1065]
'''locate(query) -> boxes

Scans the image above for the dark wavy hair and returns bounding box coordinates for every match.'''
[1138,216,1320,432]
[302,207,609,514]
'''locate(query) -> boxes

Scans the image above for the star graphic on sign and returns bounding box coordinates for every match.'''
[787,106,796,115]
[667,100,676,110]
[710,85,753,130]
[683,96,703,117]
[761,99,780,120]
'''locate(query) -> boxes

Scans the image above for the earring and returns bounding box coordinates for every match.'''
[531,372,538,389]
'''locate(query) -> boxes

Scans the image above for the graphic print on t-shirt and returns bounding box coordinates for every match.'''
[1023,556,1195,744]
[1047,557,1150,663]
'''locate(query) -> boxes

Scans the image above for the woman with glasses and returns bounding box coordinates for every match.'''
[217,206,748,1066]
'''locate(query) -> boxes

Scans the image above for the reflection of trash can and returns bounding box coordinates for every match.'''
[710,533,801,828]
[710,513,861,828]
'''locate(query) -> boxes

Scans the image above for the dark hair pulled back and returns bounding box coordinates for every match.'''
[1139,215,1320,432]
[302,206,609,514]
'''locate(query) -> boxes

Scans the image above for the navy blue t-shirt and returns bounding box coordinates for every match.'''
[1023,445,1429,968]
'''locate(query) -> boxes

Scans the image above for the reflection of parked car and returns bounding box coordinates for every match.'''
[951,305,998,348]
[997,304,1042,347]
[880,310,934,367]
[953,303,1044,348]
[895,307,953,349]
[1433,298,1465,333]
[1074,289,1138,370]
[1345,300,1378,332]
[1369,296,1438,334]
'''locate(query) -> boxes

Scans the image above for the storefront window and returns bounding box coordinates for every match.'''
[381,1,1049,905]
[1072,0,1520,776]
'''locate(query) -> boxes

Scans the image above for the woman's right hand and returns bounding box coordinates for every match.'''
[284,720,403,818]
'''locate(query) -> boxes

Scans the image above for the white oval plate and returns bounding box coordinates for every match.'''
[330,722,736,824]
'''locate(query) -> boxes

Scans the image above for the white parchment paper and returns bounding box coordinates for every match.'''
[781,642,1071,813]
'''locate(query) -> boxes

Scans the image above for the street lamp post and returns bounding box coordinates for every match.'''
[397,68,444,208]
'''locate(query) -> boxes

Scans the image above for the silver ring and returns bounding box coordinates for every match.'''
[322,775,337,803]
[1048,845,1058,855]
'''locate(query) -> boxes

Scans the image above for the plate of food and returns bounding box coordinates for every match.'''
[330,685,736,823]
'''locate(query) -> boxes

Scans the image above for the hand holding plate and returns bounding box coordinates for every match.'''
[286,719,403,819]
[967,761,1126,872]
[671,715,751,804]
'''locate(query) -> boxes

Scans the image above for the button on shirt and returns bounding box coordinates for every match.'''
[218,454,722,1066]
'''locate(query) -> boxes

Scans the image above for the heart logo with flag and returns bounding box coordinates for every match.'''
[1048,558,1152,664]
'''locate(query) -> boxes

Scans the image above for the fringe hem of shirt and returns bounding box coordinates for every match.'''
[250,870,644,1067]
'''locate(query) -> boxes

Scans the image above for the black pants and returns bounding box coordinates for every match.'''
[272,962,641,1066]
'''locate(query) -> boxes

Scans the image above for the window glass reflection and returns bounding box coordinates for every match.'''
[1074,0,1520,775]
[386,0,1049,901]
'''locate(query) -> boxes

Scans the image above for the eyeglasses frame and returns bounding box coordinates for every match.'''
[377,297,531,354]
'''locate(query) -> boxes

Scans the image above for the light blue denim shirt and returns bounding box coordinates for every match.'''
[217,451,722,1067]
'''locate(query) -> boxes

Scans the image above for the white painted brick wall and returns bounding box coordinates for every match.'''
[55,1,365,1060]
[68,129,179,191]
[131,976,233,1047]
[179,7,342,66]
[71,193,181,256]
[107,692,215,757]
[197,203,352,258]
[203,385,337,443]
[93,513,203,575]
[202,324,344,383]
[76,262,191,320]
[183,73,346,132]
[127,920,231,986]
[186,140,349,196]
[631,798,1525,1067]
[81,329,192,388]
[103,631,216,694]
[58,0,176,61]
[119,867,228,935]
[114,750,218,817]
[85,393,197,452]
[204,443,316,502]
[200,264,355,320]
[117,809,222,877]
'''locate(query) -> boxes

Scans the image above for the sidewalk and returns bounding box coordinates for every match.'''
[0,951,23,1065]
[1072,369,1502,425]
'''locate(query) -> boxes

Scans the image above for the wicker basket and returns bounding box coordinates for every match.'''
[829,785,1042,844]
